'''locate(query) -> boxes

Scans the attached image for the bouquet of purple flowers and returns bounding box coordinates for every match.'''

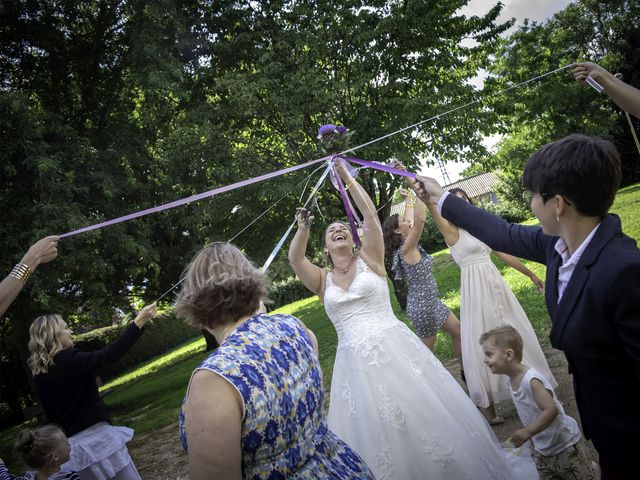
[317,123,354,155]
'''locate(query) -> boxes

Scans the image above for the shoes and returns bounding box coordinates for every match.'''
[489,416,505,425]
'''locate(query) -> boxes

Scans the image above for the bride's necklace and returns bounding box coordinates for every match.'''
[334,255,355,274]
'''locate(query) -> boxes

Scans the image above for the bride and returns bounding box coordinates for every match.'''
[288,161,522,479]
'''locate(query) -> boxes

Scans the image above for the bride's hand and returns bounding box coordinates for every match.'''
[295,207,314,230]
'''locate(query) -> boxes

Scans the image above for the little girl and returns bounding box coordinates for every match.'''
[0,425,79,480]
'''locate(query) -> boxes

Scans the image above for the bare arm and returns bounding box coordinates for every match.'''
[0,236,58,317]
[511,379,559,447]
[410,174,460,246]
[401,197,426,254]
[288,210,324,297]
[401,189,415,223]
[424,200,460,247]
[572,62,640,118]
[336,161,385,274]
[185,370,243,480]
[493,251,544,292]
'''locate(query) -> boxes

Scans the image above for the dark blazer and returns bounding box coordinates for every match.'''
[442,194,640,465]
[35,323,143,436]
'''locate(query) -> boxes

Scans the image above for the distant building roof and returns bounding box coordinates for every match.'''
[388,172,499,217]
[444,172,499,199]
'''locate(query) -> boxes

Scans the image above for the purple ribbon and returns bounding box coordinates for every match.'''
[328,155,418,248]
[330,162,362,247]
[337,155,417,180]
[59,157,328,238]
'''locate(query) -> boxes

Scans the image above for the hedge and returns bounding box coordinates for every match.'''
[268,276,313,310]
[73,313,200,381]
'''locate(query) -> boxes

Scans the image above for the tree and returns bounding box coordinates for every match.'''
[484,0,640,200]
[0,0,514,421]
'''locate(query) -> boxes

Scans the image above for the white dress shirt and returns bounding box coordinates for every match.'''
[554,224,600,301]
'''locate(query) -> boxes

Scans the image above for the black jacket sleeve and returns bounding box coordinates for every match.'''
[441,193,551,265]
[63,322,144,373]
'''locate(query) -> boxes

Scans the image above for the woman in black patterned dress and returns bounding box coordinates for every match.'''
[383,187,462,365]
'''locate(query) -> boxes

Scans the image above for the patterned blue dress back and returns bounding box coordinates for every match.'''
[179,313,374,479]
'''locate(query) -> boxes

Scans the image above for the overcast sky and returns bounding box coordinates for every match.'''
[460,0,574,29]
[420,0,575,183]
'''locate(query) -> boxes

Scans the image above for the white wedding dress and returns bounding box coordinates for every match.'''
[324,257,520,480]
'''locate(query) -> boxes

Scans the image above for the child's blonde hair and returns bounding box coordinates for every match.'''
[28,314,66,376]
[479,325,524,362]
[15,424,66,469]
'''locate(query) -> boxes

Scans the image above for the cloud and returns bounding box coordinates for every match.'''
[461,0,574,29]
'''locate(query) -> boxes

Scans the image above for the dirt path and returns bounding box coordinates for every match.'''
[129,344,596,479]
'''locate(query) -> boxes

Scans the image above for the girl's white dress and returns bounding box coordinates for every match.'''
[324,257,522,480]
[449,229,557,408]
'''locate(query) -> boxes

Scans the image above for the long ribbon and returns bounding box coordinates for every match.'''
[59,157,328,238]
[331,162,362,247]
[337,155,417,179]
[328,155,421,248]
[57,66,570,239]
[625,111,640,157]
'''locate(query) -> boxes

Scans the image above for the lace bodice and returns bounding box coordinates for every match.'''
[324,257,401,349]
[449,229,493,269]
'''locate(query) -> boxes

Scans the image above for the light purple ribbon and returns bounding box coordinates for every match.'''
[337,155,417,180]
[329,155,418,248]
[59,157,328,238]
[260,162,334,272]
[330,161,362,247]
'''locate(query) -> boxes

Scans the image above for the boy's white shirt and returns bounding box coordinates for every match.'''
[509,367,581,456]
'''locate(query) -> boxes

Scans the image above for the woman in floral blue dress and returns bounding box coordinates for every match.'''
[175,242,374,480]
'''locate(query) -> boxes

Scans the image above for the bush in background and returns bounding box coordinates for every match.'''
[478,198,531,223]
[73,312,200,381]
[268,276,313,310]
[420,217,447,253]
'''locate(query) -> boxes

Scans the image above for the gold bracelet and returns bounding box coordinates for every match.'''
[9,263,32,284]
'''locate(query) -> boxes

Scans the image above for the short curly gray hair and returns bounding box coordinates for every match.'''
[175,242,268,329]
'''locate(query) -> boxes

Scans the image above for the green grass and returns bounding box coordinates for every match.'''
[2,183,639,471]
[100,336,207,392]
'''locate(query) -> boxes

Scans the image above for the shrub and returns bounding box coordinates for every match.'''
[73,312,200,381]
[479,199,532,223]
[268,276,312,310]
[420,217,447,254]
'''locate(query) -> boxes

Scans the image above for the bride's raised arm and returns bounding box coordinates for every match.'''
[335,161,385,275]
[288,208,325,298]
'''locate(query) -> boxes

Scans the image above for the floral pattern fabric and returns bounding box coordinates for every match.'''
[179,313,374,479]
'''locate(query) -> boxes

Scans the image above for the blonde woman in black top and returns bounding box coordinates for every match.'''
[28,304,156,479]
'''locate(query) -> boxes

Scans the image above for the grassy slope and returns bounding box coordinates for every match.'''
[2,183,638,469]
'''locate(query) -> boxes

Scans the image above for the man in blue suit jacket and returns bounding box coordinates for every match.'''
[414,134,640,479]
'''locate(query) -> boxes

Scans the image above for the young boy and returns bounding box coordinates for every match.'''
[480,325,596,480]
